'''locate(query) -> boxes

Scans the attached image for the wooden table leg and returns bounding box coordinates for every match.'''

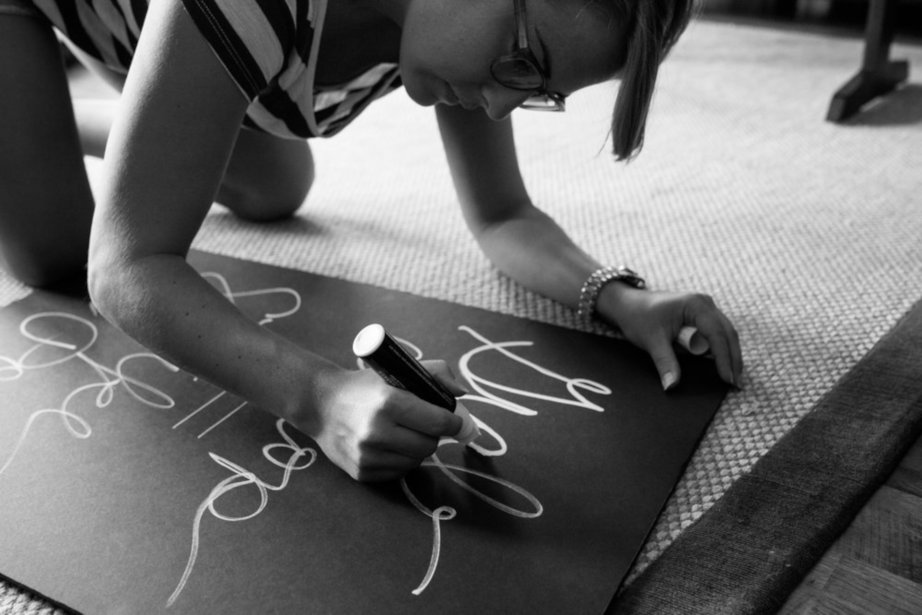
[826,0,909,122]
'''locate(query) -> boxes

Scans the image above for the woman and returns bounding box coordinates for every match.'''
[0,0,742,481]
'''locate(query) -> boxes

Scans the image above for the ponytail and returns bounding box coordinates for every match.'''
[611,0,696,161]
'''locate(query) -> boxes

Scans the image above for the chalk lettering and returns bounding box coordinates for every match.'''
[167,419,317,607]
[399,325,610,595]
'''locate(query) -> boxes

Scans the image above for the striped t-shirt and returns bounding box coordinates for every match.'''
[30,0,402,138]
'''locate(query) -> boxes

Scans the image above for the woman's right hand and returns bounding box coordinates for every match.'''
[302,361,466,482]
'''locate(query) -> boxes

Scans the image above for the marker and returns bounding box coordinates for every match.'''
[678,326,709,356]
[352,324,480,445]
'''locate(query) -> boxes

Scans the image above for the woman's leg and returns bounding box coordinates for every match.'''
[71,98,315,222]
[0,10,94,289]
[71,38,313,225]
[217,128,315,222]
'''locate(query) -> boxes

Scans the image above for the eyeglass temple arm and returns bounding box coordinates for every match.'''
[513,0,529,50]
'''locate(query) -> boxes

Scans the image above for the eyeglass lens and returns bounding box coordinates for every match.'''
[492,57,544,90]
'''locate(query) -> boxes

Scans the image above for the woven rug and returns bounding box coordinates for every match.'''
[2,17,922,613]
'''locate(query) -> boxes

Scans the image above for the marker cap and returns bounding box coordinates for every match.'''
[452,402,481,446]
[352,323,386,358]
[677,326,709,356]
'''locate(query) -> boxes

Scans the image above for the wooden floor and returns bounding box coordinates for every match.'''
[781,431,922,614]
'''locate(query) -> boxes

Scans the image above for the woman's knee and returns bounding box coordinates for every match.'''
[217,171,313,222]
[0,13,93,289]
[0,184,92,289]
[0,213,89,289]
[2,251,86,290]
[218,132,315,222]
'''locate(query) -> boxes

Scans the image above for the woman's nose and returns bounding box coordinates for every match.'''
[482,86,531,121]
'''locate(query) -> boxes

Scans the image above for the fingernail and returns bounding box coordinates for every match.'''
[661,372,677,391]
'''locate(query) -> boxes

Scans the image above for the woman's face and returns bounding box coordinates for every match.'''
[398,0,625,120]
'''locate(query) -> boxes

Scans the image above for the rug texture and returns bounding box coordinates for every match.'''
[1,17,921,614]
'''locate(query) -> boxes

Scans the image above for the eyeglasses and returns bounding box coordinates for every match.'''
[490,0,566,112]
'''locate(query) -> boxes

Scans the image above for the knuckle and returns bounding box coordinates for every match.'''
[420,440,439,459]
[647,342,672,361]
[356,439,375,457]
[352,419,377,446]
[645,330,676,356]
[689,293,716,310]
[354,467,375,482]
[353,449,378,480]
[440,412,461,435]
[428,359,453,380]
[345,462,363,481]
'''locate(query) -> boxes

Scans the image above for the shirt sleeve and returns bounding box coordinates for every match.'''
[180,0,299,100]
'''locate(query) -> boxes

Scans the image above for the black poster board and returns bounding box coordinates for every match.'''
[0,251,726,614]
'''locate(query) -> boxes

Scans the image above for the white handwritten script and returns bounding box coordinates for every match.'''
[0,274,612,606]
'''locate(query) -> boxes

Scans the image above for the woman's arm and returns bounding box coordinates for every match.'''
[435,105,602,307]
[88,0,461,481]
[435,104,742,389]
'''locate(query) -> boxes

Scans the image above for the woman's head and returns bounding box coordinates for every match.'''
[394,0,695,159]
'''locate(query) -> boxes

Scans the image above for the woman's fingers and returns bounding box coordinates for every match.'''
[370,421,442,459]
[349,448,425,483]
[676,326,709,355]
[686,305,742,387]
[421,359,469,397]
[388,390,463,438]
[645,333,683,391]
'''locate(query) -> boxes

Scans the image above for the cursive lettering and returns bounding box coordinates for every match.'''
[400,325,610,595]
[167,419,317,607]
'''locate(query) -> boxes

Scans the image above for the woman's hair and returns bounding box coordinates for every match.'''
[610,0,697,161]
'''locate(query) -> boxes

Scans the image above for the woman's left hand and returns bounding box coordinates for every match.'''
[597,284,743,391]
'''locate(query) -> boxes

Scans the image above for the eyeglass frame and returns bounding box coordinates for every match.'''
[489,0,567,112]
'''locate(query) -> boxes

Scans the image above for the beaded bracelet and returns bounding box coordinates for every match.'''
[577,265,646,324]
